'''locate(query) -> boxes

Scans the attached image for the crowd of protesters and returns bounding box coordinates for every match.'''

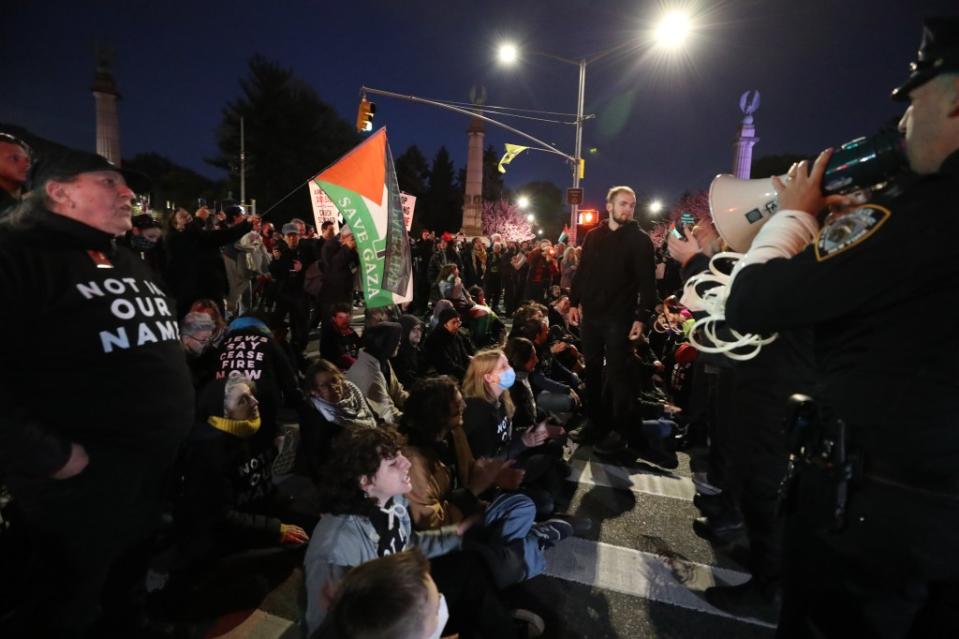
[0,134,779,639]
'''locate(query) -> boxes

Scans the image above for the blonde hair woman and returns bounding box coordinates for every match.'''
[461,349,545,461]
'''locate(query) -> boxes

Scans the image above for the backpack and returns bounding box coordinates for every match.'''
[303,260,325,297]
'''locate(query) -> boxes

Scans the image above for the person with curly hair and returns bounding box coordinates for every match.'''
[401,376,577,590]
[304,425,536,638]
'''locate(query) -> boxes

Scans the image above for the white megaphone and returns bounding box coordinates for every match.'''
[708,174,781,253]
[709,130,909,252]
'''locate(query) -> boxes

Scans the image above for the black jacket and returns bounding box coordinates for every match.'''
[570,219,658,323]
[165,219,252,315]
[175,380,281,560]
[726,152,959,476]
[0,209,194,479]
[421,326,474,379]
[319,237,357,305]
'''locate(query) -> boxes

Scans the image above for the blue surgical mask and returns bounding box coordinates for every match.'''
[497,367,516,390]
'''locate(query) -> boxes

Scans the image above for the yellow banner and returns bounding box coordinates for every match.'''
[498,143,530,173]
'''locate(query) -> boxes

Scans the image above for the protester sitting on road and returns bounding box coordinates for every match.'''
[346,321,407,424]
[310,550,447,639]
[164,372,312,620]
[180,311,219,393]
[400,376,577,590]
[320,302,361,371]
[303,426,468,635]
[467,284,507,348]
[421,307,475,380]
[298,359,377,484]
[437,262,476,314]
[212,314,301,449]
[461,350,572,518]
[189,298,228,348]
[509,318,582,419]
[391,314,424,389]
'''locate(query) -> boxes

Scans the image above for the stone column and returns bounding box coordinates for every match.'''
[460,116,484,237]
[92,48,122,166]
[732,90,761,180]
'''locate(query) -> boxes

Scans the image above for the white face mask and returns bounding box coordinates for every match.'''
[425,593,449,639]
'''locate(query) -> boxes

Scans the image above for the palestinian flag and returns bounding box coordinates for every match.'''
[312,128,412,308]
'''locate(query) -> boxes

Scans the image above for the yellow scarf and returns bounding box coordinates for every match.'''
[207,415,262,438]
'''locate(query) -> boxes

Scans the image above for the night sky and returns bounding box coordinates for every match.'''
[3,0,955,212]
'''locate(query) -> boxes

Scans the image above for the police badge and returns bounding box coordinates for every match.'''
[814,204,891,262]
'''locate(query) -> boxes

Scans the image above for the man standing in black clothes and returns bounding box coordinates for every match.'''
[0,149,194,636]
[568,185,658,455]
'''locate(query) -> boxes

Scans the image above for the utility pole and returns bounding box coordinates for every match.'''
[240,116,246,204]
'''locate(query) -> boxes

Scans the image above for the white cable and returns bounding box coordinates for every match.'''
[681,252,778,361]
[678,211,819,361]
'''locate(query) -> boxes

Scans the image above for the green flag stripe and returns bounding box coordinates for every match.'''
[317,181,394,308]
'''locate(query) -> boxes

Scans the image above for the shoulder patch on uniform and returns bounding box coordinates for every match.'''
[814,204,891,262]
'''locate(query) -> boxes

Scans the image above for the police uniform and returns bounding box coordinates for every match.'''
[724,18,959,638]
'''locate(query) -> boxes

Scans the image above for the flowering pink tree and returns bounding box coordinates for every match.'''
[482,199,535,242]
[668,190,710,224]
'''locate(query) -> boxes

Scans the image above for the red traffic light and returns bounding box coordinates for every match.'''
[578,209,597,225]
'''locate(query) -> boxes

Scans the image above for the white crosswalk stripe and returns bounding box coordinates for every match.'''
[544,537,774,628]
[566,458,697,501]
[233,452,768,638]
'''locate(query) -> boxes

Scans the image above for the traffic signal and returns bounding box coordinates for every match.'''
[578,209,598,225]
[355,97,376,132]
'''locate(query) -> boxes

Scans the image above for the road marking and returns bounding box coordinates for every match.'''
[567,458,697,502]
[544,537,776,628]
[207,609,295,638]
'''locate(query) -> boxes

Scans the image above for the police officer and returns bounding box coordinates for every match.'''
[724,17,959,638]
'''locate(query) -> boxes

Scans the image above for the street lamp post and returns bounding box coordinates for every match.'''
[571,59,585,245]
[497,9,693,244]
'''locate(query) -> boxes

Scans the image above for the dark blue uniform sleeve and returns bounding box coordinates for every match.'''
[725,207,920,335]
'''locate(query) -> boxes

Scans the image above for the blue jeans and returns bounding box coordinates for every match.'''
[483,492,546,580]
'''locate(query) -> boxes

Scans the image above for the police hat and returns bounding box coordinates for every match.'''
[30,148,151,194]
[892,16,959,101]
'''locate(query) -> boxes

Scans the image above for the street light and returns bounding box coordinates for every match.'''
[497,9,693,245]
[526,213,535,222]
[648,199,664,215]
[497,43,519,65]
[517,195,530,209]
[654,11,692,50]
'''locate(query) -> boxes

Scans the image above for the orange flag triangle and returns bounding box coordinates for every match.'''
[315,128,387,206]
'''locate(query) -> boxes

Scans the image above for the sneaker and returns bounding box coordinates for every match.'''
[704,579,781,621]
[548,513,593,535]
[531,518,574,546]
[592,431,627,457]
[511,608,546,638]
